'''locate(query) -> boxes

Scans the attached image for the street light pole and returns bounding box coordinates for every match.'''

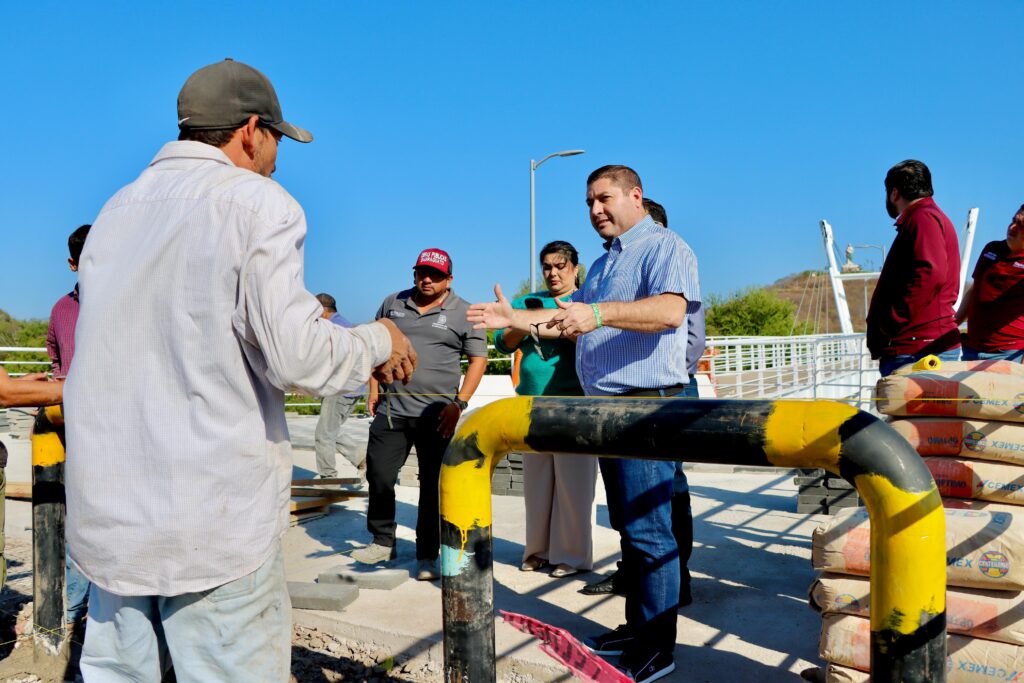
[530,149,585,292]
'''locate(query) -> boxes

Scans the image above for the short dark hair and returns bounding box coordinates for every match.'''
[177,126,240,147]
[587,165,642,193]
[885,160,933,201]
[643,198,668,228]
[315,293,337,312]
[68,224,91,263]
[540,240,581,288]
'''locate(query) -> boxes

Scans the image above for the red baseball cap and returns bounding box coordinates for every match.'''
[413,248,452,276]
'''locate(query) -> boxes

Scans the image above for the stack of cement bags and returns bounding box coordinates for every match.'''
[808,358,1024,681]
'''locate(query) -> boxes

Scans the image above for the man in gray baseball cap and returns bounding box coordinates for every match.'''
[177,58,313,144]
[66,59,416,681]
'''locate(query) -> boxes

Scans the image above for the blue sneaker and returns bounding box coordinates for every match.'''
[619,646,675,682]
[582,624,636,656]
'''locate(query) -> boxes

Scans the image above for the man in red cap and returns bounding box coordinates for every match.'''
[352,248,488,581]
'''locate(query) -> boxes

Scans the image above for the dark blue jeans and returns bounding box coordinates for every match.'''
[599,457,678,649]
[961,346,1024,363]
[878,347,961,377]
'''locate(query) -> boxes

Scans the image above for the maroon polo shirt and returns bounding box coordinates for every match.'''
[966,240,1024,351]
[866,197,961,358]
[46,285,79,378]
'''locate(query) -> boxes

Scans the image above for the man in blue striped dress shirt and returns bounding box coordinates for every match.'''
[468,165,699,682]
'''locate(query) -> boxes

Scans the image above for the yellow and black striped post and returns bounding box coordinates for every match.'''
[439,397,946,682]
[31,405,69,662]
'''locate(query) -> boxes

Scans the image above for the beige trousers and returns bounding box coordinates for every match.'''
[521,452,597,570]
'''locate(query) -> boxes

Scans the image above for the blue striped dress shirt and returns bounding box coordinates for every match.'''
[573,215,701,396]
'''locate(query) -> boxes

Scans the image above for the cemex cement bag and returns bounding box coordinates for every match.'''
[811,572,1024,646]
[892,359,1024,378]
[876,371,1024,421]
[889,417,1024,466]
[812,507,1024,591]
[820,613,1024,680]
[926,457,1024,505]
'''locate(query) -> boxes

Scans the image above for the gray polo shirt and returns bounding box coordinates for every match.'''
[375,288,487,419]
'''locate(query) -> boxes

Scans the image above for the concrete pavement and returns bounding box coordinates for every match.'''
[284,414,824,682]
[0,412,827,681]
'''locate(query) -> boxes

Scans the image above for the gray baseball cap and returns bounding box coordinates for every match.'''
[177,59,313,143]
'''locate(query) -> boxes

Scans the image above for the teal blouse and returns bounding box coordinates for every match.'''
[493,291,584,397]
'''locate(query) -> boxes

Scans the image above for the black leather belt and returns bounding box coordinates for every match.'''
[618,383,688,398]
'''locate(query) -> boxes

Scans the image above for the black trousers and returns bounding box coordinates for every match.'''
[365,406,451,561]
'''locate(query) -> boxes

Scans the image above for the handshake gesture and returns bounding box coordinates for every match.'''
[373,318,418,384]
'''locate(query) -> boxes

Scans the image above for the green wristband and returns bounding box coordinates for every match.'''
[591,303,603,329]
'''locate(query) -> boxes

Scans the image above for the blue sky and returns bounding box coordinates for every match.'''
[3,2,1023,323]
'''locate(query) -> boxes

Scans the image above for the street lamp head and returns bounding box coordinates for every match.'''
[558,149,585,157]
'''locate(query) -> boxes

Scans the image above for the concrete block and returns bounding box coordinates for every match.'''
[825,489,858,503]
[796,485,828,496]
[828,497,862,509]
[288,581,359,611]
[318,564,409,590]
[797,502,828,514]
[825,477,855,490]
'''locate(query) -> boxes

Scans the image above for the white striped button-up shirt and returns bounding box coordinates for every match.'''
[574,216,701,396]
[65,141,391,596]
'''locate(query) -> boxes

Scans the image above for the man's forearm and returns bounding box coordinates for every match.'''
[600,293,686,333]
[0,371,63,408]
[508,308,562,333]
[457,357,487,401]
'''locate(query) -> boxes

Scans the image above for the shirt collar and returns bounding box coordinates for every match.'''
[149,141,237,168]
[603,215,657,251]
[895,196,937,228]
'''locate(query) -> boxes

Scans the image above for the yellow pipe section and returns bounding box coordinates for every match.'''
[32,406,65,468]
[763,401,945,638]
[440,397,533,553]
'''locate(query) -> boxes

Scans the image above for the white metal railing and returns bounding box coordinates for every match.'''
[706,333,878,411]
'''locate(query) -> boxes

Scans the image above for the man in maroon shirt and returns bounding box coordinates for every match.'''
[44,222,92,626]
[956,205,1024,362]
[867,160,961,376]
[46,224,90,378]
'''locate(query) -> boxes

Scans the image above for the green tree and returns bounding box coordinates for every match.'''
[706,288,810,337]
[0,309,50,375]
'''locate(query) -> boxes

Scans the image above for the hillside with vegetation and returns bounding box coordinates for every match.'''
[707,271,876,337]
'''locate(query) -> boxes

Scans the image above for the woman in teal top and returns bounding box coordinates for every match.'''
[494,241,596,578]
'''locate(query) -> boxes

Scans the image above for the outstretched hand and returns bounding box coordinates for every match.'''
[467,284,516,330]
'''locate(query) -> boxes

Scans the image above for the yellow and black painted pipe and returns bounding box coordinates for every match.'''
[439,397,946,683]
[31,405,68,657]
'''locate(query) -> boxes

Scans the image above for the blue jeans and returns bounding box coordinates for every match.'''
[599,457,678,650]
[80,544,290,683]
[66,552,90,623]
[961,346,1024,363]
[878,347,961,377]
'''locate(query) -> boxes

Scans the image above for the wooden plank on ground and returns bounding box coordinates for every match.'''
[5,482,31,500]
[292,478,360,487]
[291,487,367,499]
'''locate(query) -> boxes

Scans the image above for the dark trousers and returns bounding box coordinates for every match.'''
[365,407,451,561]
[602,380,696,595]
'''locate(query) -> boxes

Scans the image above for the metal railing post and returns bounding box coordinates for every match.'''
[31,405,69,665]
[440,397,946,683]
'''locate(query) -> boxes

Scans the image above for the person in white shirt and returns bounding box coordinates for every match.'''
[64,59,416,682]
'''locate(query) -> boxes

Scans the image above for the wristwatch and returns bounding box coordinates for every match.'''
[452,398,469,411]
